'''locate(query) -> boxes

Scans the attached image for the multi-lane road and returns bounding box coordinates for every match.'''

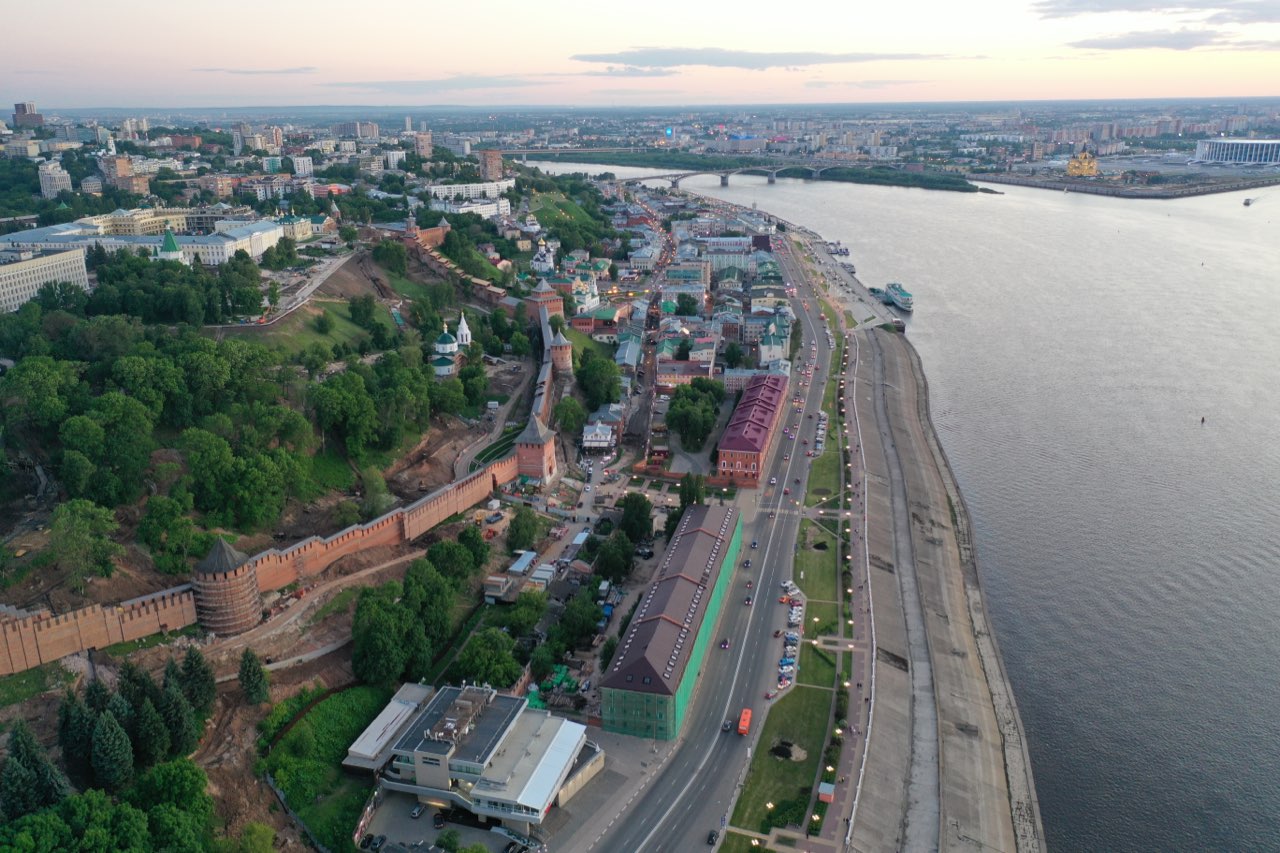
[592,236,843,852]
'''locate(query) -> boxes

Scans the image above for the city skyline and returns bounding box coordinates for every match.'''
[6,0,1278,108]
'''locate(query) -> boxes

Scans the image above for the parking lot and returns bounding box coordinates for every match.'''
[359,792,541,853]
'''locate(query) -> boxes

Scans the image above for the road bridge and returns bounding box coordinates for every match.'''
[621,160,901,188]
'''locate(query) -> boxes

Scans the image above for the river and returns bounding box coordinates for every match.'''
[532,160,1280,851]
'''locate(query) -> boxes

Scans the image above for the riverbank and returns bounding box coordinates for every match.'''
[971,171,1280,198]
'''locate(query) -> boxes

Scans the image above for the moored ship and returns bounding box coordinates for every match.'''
[887,282,914,311]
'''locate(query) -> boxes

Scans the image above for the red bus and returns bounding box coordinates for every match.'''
[737,708,752,736]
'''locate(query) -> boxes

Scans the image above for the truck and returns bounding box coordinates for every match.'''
[737,708,752,736]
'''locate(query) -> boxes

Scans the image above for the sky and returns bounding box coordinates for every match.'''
[6,0,1279,108]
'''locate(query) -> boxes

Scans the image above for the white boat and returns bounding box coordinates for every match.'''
[887,282,914,312]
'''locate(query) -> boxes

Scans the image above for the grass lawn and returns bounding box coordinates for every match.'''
[564,326,614,360]
[0,662,74,710]
[470,424,522,471]
[310,448,356,491]
[731,685,831,834]
[805,601,840,637]
[805,448,841,508]
[720,832,780,853]
[798,642,837,689]
[383,270,435,301]
[220,298,387,357]
[793,520,839,603]
[307,586,362,627]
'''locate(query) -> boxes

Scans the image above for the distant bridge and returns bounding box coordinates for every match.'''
[498,147,648,159]
[620,159,901,188]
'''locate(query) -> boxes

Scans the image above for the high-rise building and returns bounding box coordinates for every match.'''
[12,102,43,128]
[414,131,433,157]
[331,121,379,139]
[267,126,284,148]
[404,116,412,132]
[477,149,504,181]
[291,155,314,177]
[37,161,72,199]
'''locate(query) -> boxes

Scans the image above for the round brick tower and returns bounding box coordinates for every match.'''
[550,327,573,373]
[192,540,262,636]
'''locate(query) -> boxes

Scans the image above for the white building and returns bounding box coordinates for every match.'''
[291,155,313,177]
[37,160,72,199]
[424,178,515,201]
[1193,138,1280,165]
[0,219,284,266]
[428,196,511,219]
[384,149,407,170]
[346,685,601,835]
[0,248,89,313]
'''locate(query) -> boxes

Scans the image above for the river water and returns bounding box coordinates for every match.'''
[534,161,1280,851]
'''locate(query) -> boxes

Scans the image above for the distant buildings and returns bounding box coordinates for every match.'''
[477,149,505,181]
[290,155,314,177]
[0,248,89,313]
[424,178,515,201]
[331,120,379,139]
[12,102,43,129]
[413,131,434,156]
[1193,139,1280,165]
[37,161,72,199]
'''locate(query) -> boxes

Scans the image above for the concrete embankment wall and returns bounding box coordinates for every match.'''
[0,454,520,677]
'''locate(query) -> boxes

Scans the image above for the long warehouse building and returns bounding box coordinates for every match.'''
[601,504,741,739]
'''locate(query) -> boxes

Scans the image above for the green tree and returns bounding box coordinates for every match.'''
[429,377,466,416]
[1,721,69,820]
[236,823,276,853]
[352,587,411,684]
[559,590,604,650]
[458,524,490,569]
[130,759,213,826]
[675,339,692,361]
[48,499,123,589]
[402,559,452,649]
[437,829,462,853]
[529,645,556,681]
[178,648,216,719]
[506,505,539,553]
[371,240,408,275]
[595,530,635,583]
[57,691,96,786]
[496,590,546,638]
[553,397,587,436]
[618,492,654,544]
[159,682,201,758]
[0,355,80,434]
[575,349,621,411]
[348,294,377,327]
[455,628,522,687]
[359,465,393,521]
[339,225,358,243]
[238,649,270,705]
[315,310,335,335]
[428,540,476,583]
[675,293,701,317]
[132,698,170,769]
[91,711,134,792]
[723,341,745,368]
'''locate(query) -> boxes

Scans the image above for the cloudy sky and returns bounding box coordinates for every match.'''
[6,0,1278,107]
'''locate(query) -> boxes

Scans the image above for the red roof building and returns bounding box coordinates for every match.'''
[716,374,788,487]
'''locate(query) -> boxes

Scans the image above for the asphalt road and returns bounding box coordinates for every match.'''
[593,237,837,852]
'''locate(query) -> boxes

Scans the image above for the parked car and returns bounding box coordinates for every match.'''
[433,813,446,830]
[359,835,373,850]
[410,803,425,819]
[707,829,719,845]
[370,836,386,852]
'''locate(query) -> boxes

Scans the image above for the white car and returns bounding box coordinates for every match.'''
[769,476,777,485]
[584,485,592,492]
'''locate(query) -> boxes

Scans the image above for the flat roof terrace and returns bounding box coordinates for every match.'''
[393,685,524,765]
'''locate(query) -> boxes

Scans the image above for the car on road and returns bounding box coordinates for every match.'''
[707,829,719,845]
[721,720,732,733]
[584,485,592,492]
[744,596,753,606]
[720,638,730,649]
[783,488,790,495]
[370,837,386,851]
[751,540,759,549]
[410,803,425,819]
[768,511,776,519]
[433,813,446,830]
[746,580,753,589]
[769,476,777,485]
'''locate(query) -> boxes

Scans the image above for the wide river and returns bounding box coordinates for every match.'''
[534,161,1280,851]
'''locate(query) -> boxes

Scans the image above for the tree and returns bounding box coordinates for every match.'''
[129,759,213,826]
[429,377,466,416]
[403,559,452,648]
[595,530,635,583]
[359,465,394,521]
[372,240,408,276]
[339,224,358,243]
[529,645,556,682]
[675,293,701,317]
[238,649,270,705]
[618,492,654,544]
[1,721,69,820]
[455,628,522,687]
[132,698,170,769]
[680,473,706,508]
[236,823,276,853]
[575,350,621,411]
[91,711,133,792]
[315,310,335,334]
[496,590,547,638]
[559,590,604,650]
[348,294,377,328]
[437,829,462,853]
[428,540,476,583]
[352,587,411,684]
[723,341,745,368]
[675,339,692,361]
[458,525,490,569]
[57,691,96,786]
[178,648,216,719]
[553,397,587,437]
[509,330,531,357]
[159,682,200,758]
[507,506,539,553]
[47,499,123,589]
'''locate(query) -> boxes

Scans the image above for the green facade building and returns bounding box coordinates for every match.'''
[600,505,742,739]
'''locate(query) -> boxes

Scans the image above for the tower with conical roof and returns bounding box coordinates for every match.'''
[550,326,573,373]
[456,313,472,348]
[156,228,185,264]
[192,539,261,636]
[525,278,564,319]
[515,414,557,481]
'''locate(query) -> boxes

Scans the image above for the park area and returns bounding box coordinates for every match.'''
[731,685,831,835]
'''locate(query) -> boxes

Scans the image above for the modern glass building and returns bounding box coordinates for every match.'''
[601,505,742,739]
[1193,139,1280,165]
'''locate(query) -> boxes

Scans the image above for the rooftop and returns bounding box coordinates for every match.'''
[393,685,525,765]
[719,374,789,454]
[602,505,739,696]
